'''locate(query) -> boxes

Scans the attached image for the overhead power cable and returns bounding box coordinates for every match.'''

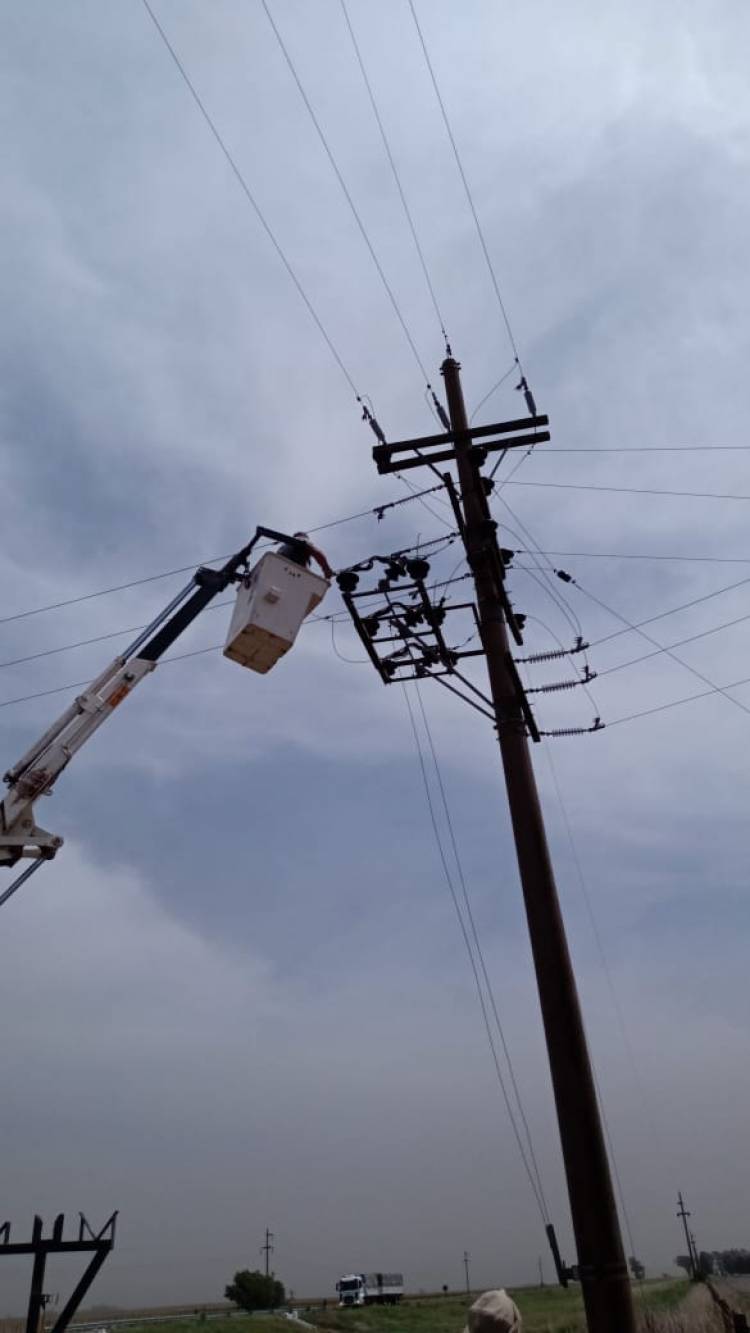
[0,486,445,629]
[597,610,750,681]
[499,520,584,644]
[505,480,750,502]
[339,0,449,348]
[570,579,750,719]
[480,486,750,664]
[588,573,750,649]
[413,683,550,1219]
[406,0,524,374]
[542,742,660,1214]
[0,644,227,711]
[470,362,517,423]
[525,550,750,566]
[140,0,361,401]
[0,549,469,711]
[260,0,431,386]
[490,444,534,486]
[492,495,585,643]
[607,672,750,728]
[543,756,640,1265]
[527,445,750,453]
[9,631,750,727]
[401,683,550,1226]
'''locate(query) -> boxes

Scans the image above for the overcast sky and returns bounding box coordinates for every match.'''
[2,0,750,1314]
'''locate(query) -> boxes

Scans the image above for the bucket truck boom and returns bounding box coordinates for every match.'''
[0,526,330,906]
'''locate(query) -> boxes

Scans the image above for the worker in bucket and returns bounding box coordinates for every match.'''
[277,531,334,580]
[463,1290,522,1333]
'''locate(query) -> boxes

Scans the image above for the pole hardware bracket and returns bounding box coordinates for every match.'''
[371,413,550,475]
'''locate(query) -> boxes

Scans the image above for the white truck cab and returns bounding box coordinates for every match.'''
[336,1273,404,1307]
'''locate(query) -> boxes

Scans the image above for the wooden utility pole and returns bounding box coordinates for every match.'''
[260,1228,275,1278]
[463,1250,471,1297]
[677,1192,701,1277]
[441,355,635,1333]
[676,1193,695,1277]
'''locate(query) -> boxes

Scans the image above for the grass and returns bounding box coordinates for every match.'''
[118,1281,691,1333]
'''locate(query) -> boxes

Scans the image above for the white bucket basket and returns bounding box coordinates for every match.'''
[223,552,329,674]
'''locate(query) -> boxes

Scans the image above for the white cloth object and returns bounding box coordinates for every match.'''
[463,1288,522,1333]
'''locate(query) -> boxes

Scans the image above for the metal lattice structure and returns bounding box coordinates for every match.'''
[0,1212,117,1333]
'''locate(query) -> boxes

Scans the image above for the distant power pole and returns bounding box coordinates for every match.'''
[676,1194,696,1278]
[260,1228,275,1278]
[463,1250,471,1297]
[538,1255,545,1288]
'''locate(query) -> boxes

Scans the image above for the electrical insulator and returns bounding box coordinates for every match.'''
[336,570,359,594]
[406,558,431,581]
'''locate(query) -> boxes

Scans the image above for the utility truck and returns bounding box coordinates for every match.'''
[336,1273,404,1307]
[0,526,329,909]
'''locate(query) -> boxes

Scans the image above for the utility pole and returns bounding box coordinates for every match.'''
[676,1193,696,1278]
[538,1255,545,1288]
[440,355,635,1333]
[463,1250,471,1297]
[260,1228,275,1278]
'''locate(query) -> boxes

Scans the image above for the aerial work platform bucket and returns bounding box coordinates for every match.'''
[223,552,329,674]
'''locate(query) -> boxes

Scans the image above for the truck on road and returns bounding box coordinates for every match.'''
[336,1273,404,1307]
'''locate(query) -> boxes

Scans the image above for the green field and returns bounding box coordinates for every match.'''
[121,1280,688,1333]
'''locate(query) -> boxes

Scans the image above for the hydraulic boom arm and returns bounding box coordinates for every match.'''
[0,526,295,880]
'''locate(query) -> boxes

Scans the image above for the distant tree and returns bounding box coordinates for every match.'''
[714,1249,750,1276]
[442,1285,449,1295]
[675,1255,694,1277]
[698,1252,714,1278]
[628,1257,645,1281]
[225,1269,285,1312]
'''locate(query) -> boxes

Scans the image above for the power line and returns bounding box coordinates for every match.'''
[530,446,750,453]
[10,534,749,715]
[260,0,431,386]
[414,682,550,1221]
[491,495,585,642]
[330,617,367,664]
[607,671,750,728]
[0,548,468,710]
[139,0,361,400]
[499,525,584,644]
[490,440,537,485]
[401,683,550,1226]
[505,480,750,502]
[339,0,448,347]
[597,610,750,681]
[499,501,750,723]
[588,573,750,649]
[542,743,650,1262]
[0,642,227,711]
[0,488,444,629]
[398,476,455,529]
[405,0,524,371]
[523,550,750,566]
[571,579,750,719]
[470,362,517,423]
